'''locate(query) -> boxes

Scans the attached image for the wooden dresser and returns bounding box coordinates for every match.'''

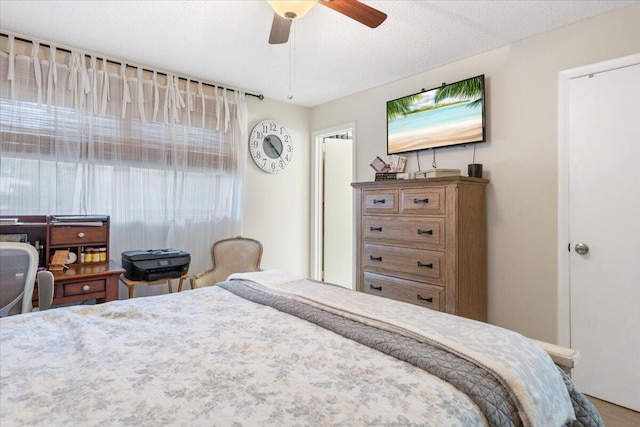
[352,177,489,321]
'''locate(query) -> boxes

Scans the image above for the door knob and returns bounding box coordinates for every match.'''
[574,243,590,255]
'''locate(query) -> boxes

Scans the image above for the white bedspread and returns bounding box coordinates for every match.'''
[230,270,576,427]
[0,270,575,426]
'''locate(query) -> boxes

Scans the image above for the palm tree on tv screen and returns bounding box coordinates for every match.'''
[434,76,483,108]
[387,94,421,121]
[387,76,483,121]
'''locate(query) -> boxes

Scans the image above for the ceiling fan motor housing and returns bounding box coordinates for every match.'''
[268,1,318,20]
[267,0,387,45]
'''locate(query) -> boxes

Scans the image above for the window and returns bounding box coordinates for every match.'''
[0,39,248,281]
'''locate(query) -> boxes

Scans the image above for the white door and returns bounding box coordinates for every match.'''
[323,137,353,288]
[568,63,640,411]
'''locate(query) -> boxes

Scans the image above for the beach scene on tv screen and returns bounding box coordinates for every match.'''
[387,76,484,153]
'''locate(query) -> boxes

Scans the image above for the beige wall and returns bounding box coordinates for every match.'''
[244,97,311,277]
[308,4,640,342]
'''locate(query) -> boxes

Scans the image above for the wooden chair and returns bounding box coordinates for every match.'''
[190,237,262,289]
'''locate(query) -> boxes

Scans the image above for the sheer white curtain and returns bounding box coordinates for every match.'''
[0,35,248,292]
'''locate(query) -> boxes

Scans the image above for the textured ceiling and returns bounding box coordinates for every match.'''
[0,1,635,107]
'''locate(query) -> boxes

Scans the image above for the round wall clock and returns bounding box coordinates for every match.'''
[249,119,293,173]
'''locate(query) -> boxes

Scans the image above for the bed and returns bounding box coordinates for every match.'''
[0,270,602,426]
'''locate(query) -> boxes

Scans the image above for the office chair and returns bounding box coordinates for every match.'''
[0,242,54,317]
[190,237,263,289]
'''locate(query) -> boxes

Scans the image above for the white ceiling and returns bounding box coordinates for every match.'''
[0,1,634,107]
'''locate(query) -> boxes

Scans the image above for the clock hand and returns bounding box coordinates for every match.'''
[265,137,283,158]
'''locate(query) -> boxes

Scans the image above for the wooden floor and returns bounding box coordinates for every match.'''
[586,395,640,427]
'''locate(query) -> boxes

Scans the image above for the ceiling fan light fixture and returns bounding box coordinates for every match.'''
[267,0,318,20]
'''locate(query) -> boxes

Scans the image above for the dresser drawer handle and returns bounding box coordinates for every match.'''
[368,284,382,291]
[369,226,382,232]
[413,198,429,204]
[417,295,433,303]
[77,232,86,238]
[82,285,90,292]
[373,199,386,204]
[369,255,382,262]
[417,262,433,269]
[417,229,433,235]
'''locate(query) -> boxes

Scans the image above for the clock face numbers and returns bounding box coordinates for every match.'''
[249,120,293,173]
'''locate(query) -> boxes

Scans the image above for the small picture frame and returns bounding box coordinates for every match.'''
[388,155,407,173]
[370,156,389,172]
[49,250,69,271]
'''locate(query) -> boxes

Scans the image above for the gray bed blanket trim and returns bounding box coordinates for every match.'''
[559,369,605,427]
[219,280,522,427]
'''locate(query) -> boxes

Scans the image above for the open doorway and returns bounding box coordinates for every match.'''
[310,123,356,289]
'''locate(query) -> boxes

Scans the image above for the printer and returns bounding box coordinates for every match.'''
[121,249,190,281]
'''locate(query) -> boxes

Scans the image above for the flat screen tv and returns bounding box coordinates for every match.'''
[387,74,485,154]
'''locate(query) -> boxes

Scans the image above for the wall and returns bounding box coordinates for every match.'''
[244,97,311,277]
[310,4,640,342]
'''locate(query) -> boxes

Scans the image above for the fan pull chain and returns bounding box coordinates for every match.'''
[288,21,295,100]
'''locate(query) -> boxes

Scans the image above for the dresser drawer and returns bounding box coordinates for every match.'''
[63,279,106,297]
[363,216,445,250]
[363,243,445,284]
[363,190,398,214]
[362,271,445,311]
[50,225,107,246]
[400,187,446,215]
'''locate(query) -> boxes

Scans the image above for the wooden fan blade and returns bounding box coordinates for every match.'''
[319,0,387,28]
[269,13,292,44]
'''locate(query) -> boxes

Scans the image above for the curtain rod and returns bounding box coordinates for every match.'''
[1,32,264,100]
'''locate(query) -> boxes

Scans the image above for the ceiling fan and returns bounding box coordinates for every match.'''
[267,0,387,44]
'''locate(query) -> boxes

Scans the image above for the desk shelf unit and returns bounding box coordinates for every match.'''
[1,215,123,306]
